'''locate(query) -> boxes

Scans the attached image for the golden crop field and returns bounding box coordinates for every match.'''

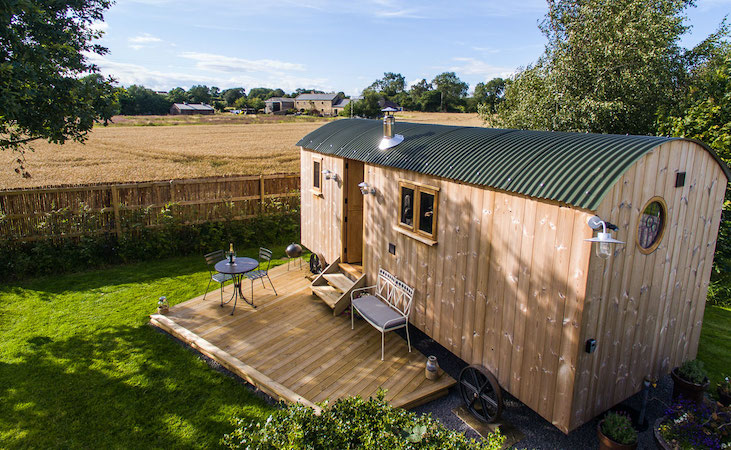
[0,112,483,189]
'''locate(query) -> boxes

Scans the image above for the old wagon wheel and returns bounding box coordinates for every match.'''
[458,365,503,423]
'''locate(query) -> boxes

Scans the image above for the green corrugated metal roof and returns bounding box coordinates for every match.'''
[296,119,729,211]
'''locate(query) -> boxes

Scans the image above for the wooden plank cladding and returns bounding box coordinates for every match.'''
[300,149,344,265]
[359,164,594,433]
[299,134,727,434]
[0,173,299,241]
[570,140,727,430]
[153,264,456,410]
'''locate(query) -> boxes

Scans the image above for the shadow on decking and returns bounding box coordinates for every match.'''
[150,264,455,410]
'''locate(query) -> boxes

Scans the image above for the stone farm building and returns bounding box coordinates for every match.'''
[293,93,353,116]
[265,97,296,114]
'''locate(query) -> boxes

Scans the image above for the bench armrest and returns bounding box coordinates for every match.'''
[350,285,377,302]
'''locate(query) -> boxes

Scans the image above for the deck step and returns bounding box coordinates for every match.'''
[312,285,341,309]
[322,273,355,292]
[338,263,363,280]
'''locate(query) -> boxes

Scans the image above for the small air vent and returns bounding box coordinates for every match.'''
[675,172,686,188]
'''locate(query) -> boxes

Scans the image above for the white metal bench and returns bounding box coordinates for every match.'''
[350,268,415,360]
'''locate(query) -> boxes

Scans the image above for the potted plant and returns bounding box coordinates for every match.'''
[671,359,709,405]
[718,375,731,407]
[597,411,638,450]
[655,398,730,449]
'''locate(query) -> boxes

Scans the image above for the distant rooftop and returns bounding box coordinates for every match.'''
[295,93,339,101]
[265,97,295,103]
[173,103,214,111]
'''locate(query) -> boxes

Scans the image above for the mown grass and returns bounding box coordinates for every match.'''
[0,246,298,448]
[697,304,731,392]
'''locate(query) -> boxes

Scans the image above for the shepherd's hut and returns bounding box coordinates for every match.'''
[296,113,729,433]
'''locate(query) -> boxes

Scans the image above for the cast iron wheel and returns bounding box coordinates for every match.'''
[458,364,503,423]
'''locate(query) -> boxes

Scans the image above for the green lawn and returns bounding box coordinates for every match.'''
[697,304,731,392]
[0,246,297,448]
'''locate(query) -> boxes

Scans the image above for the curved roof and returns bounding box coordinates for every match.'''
[297,119,729,211]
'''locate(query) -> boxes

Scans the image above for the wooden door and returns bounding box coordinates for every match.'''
[343,160,364,263]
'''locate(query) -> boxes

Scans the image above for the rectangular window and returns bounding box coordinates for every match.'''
[398,181,439,241]
[312,157,322,195]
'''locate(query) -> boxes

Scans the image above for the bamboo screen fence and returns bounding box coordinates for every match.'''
[0,174,300,241]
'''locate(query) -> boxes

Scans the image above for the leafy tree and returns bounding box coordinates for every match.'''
[222,88,245,106]
[473,78,506,114]
[166,87,188,104]
[117,85,171,115]
[340,91,382,118]
[233,97,248,109]
[247,97,265,112]
[0,0,115,177]
[187,85,212,104]
[293,88,324,96]
[209,86,221,100]
[247,87,286,101]
[431,72,468,112]
[366,72,406,97]
[490,0,695,134]
[213,101,226,112]
[658,44,731,274]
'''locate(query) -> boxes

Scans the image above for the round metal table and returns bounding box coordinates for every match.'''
[214,257,258,315]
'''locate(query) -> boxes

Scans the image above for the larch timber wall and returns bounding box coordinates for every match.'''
[300,149,344,264]
[570,140,727,430]
[361,163,595,433]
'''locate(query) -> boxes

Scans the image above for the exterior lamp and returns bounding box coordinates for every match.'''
[358,182,376,195]
[322,169,338,182]
[585,215,624,259]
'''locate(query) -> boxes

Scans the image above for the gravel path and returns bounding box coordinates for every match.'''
[405,326,673,449]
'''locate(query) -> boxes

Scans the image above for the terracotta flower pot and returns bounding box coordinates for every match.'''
[671,368,709,405]
[597,420,638,450]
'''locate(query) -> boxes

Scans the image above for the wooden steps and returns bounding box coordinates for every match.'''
[311,257,367,316]
[322,273,355,293]
[338,263,363,280]
[311,285,341,309]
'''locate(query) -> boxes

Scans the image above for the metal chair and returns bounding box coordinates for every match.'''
[203,250,233,303]
[245,247,278,301]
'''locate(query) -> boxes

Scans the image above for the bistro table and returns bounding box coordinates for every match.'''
[214,257,258,315]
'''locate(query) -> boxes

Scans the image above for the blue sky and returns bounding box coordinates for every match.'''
[90,0,731,96]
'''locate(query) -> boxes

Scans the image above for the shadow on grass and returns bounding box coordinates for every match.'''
[0,324,271,448]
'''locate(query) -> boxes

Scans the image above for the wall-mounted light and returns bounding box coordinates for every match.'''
[358,181,376,195]
[322,169,339,182]
[585,215,625,259]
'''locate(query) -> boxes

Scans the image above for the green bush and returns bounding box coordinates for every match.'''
[677,359,709,385]
[600,411,637,445]
[222,392,505,450]
[0,200,300,281]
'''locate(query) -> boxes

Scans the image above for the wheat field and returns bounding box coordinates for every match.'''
[0,112,483,189]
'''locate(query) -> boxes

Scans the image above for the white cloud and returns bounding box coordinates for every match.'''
[89,21,109,33]
[129,33,162,44]
[86,53,333,93]
[179,52,306,74]
[448,57,514,80]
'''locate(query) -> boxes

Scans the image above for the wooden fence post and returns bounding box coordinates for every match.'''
[110,185,122,238]
[259,174,265,213]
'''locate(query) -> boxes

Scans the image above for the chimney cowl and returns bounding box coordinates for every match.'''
[379,107,404,150]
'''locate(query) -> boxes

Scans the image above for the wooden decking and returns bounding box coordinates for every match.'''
[150,263,455,410]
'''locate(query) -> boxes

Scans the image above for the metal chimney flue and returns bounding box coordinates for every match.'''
[379,107,404,150]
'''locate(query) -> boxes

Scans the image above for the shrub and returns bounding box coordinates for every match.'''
[678,360,709,385]
[658,398,731,449]
[600,411,637,445]
[222,392,505,450]
[0,201,300,281]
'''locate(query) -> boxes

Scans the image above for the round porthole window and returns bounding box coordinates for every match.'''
[637,197,667,254]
